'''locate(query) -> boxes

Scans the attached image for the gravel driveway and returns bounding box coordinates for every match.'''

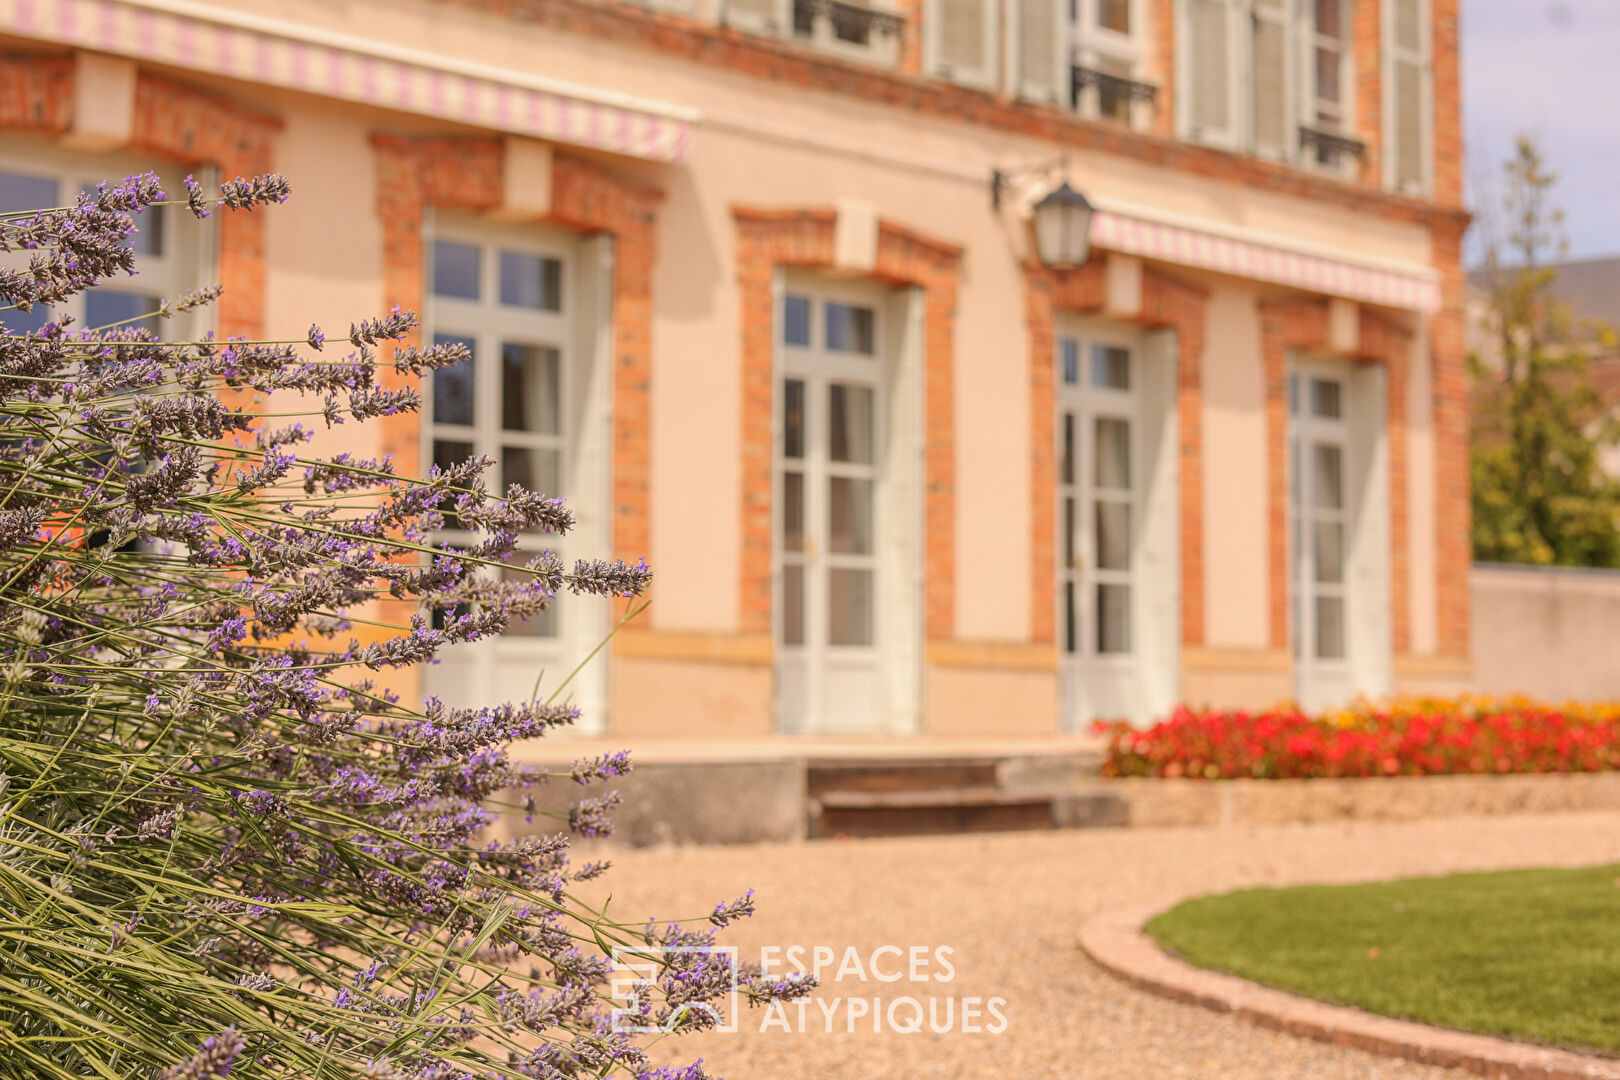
[586,810,1620,1079]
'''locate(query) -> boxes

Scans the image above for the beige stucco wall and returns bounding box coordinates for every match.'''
[924,666,1060,737]
[609,657,775,737]
[1472,565,1620,702]
[1200,280,1269,649]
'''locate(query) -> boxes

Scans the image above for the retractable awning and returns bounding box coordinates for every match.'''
[0,0,699,163]
[1091,202,1442,313]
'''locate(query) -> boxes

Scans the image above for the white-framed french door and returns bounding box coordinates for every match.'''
[775,279,893,735]
[1057,326,1142,726]
[422,214,613,731]
[1288,356,1394,712]
[1289,359,1354,710]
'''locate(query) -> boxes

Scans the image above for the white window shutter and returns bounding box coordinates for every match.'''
[1184,0,1237,145]
[1392,58,1425,189]
[929,0,997,89]
[1386,0,1429,192]
[1250,0,1292,159]
[1015,0,1067,104]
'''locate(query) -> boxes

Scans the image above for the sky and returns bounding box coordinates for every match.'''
[1462,0,1620,265]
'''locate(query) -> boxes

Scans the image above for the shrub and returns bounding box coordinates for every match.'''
[1096,697,1620,779]
[0,175,808,1079]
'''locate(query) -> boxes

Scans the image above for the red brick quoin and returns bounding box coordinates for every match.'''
[369,135,661,567]
[1025,256,1207,648]
[732,208,960,642]
[0,57,280,340]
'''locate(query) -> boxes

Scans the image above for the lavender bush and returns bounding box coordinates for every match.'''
[0,175,808,1079]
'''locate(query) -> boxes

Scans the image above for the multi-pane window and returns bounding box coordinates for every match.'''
[1058,336,1136,659]
[717,0,902,64]
[0,159,191,337]
[1069,0,1149,124]
[427,230,571,640]
[1289,369,1349,664]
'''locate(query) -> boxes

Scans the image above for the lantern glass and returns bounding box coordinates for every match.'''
[1032,182,1095,267]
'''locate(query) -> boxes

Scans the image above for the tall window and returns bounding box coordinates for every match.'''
[0,154,197,337]
[1289,368,1349,671]
[427,226,573,642]
[721,0,903,65]
[1070,0,1151,124]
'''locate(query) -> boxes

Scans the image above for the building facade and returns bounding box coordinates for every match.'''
[0,0,1471,738]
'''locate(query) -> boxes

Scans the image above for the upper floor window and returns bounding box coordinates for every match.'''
[1068,0,1156,125]
[0,151,203,338]
[1180,0,1365,175]
[722,0,903,66]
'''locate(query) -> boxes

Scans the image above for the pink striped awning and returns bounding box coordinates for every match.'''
[0,0,698,163]
[1091,210,1442,313]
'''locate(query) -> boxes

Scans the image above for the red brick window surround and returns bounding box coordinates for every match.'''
[732,207,960,642]
[1259,296,1412,657]
[370,135,661,567]
[0,57,279,340]
[1025,256,1207,648]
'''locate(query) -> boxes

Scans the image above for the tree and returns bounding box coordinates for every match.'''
[0,174,808,1079]
[1470,136,1620,567]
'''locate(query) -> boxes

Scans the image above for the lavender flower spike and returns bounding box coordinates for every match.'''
[157,1028,246,1080]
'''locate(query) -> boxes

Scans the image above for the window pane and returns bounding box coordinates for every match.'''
[782,470,804,550]
[85,290,159,331]
[829,383,874,464]
[828,476,873,555]
[1095,500,1132,571]
[1064,496,1077,570]
[792,0,814,36]
[0,304,53,334]
[1099,0,1130,33]
[1061,339,1080,385]
[783,379,805,459]
[502,343,560,434]
[825,303,874,355]
[432,333,476,427]
[833,9,870,43]
[503,446,562,500]
[1311,377,1342,418]
[1091,344,1131,390]
[782,564,805,645]
[1064,580,1077,654]
[1315,0,1341,37]
[1096,583,1131,654]
[784,294,811,346]
[1061,412,1076,486]
[501,564,558,638]
[1314,595,1346,659]
[828,567,874,646]
[1312,443,1343,509]
[499,251,562,311]
[1094,416,1131,490]
[432,241,480,300]
[1315,47,1341,104]
[433,439,475,526]
[1313,521,1344,583]
[130,204,164,258]
[1287,372,1300,415]
[0,171,57,213]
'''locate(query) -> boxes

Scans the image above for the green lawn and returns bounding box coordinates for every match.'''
[1145,865,1620,1054]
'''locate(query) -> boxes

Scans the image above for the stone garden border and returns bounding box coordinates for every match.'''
[1078,899,1620,1080]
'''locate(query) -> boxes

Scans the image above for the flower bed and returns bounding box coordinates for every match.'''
[1095,697,1620,779]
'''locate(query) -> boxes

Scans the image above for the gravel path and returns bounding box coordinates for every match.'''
[586,811,1620,1079]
